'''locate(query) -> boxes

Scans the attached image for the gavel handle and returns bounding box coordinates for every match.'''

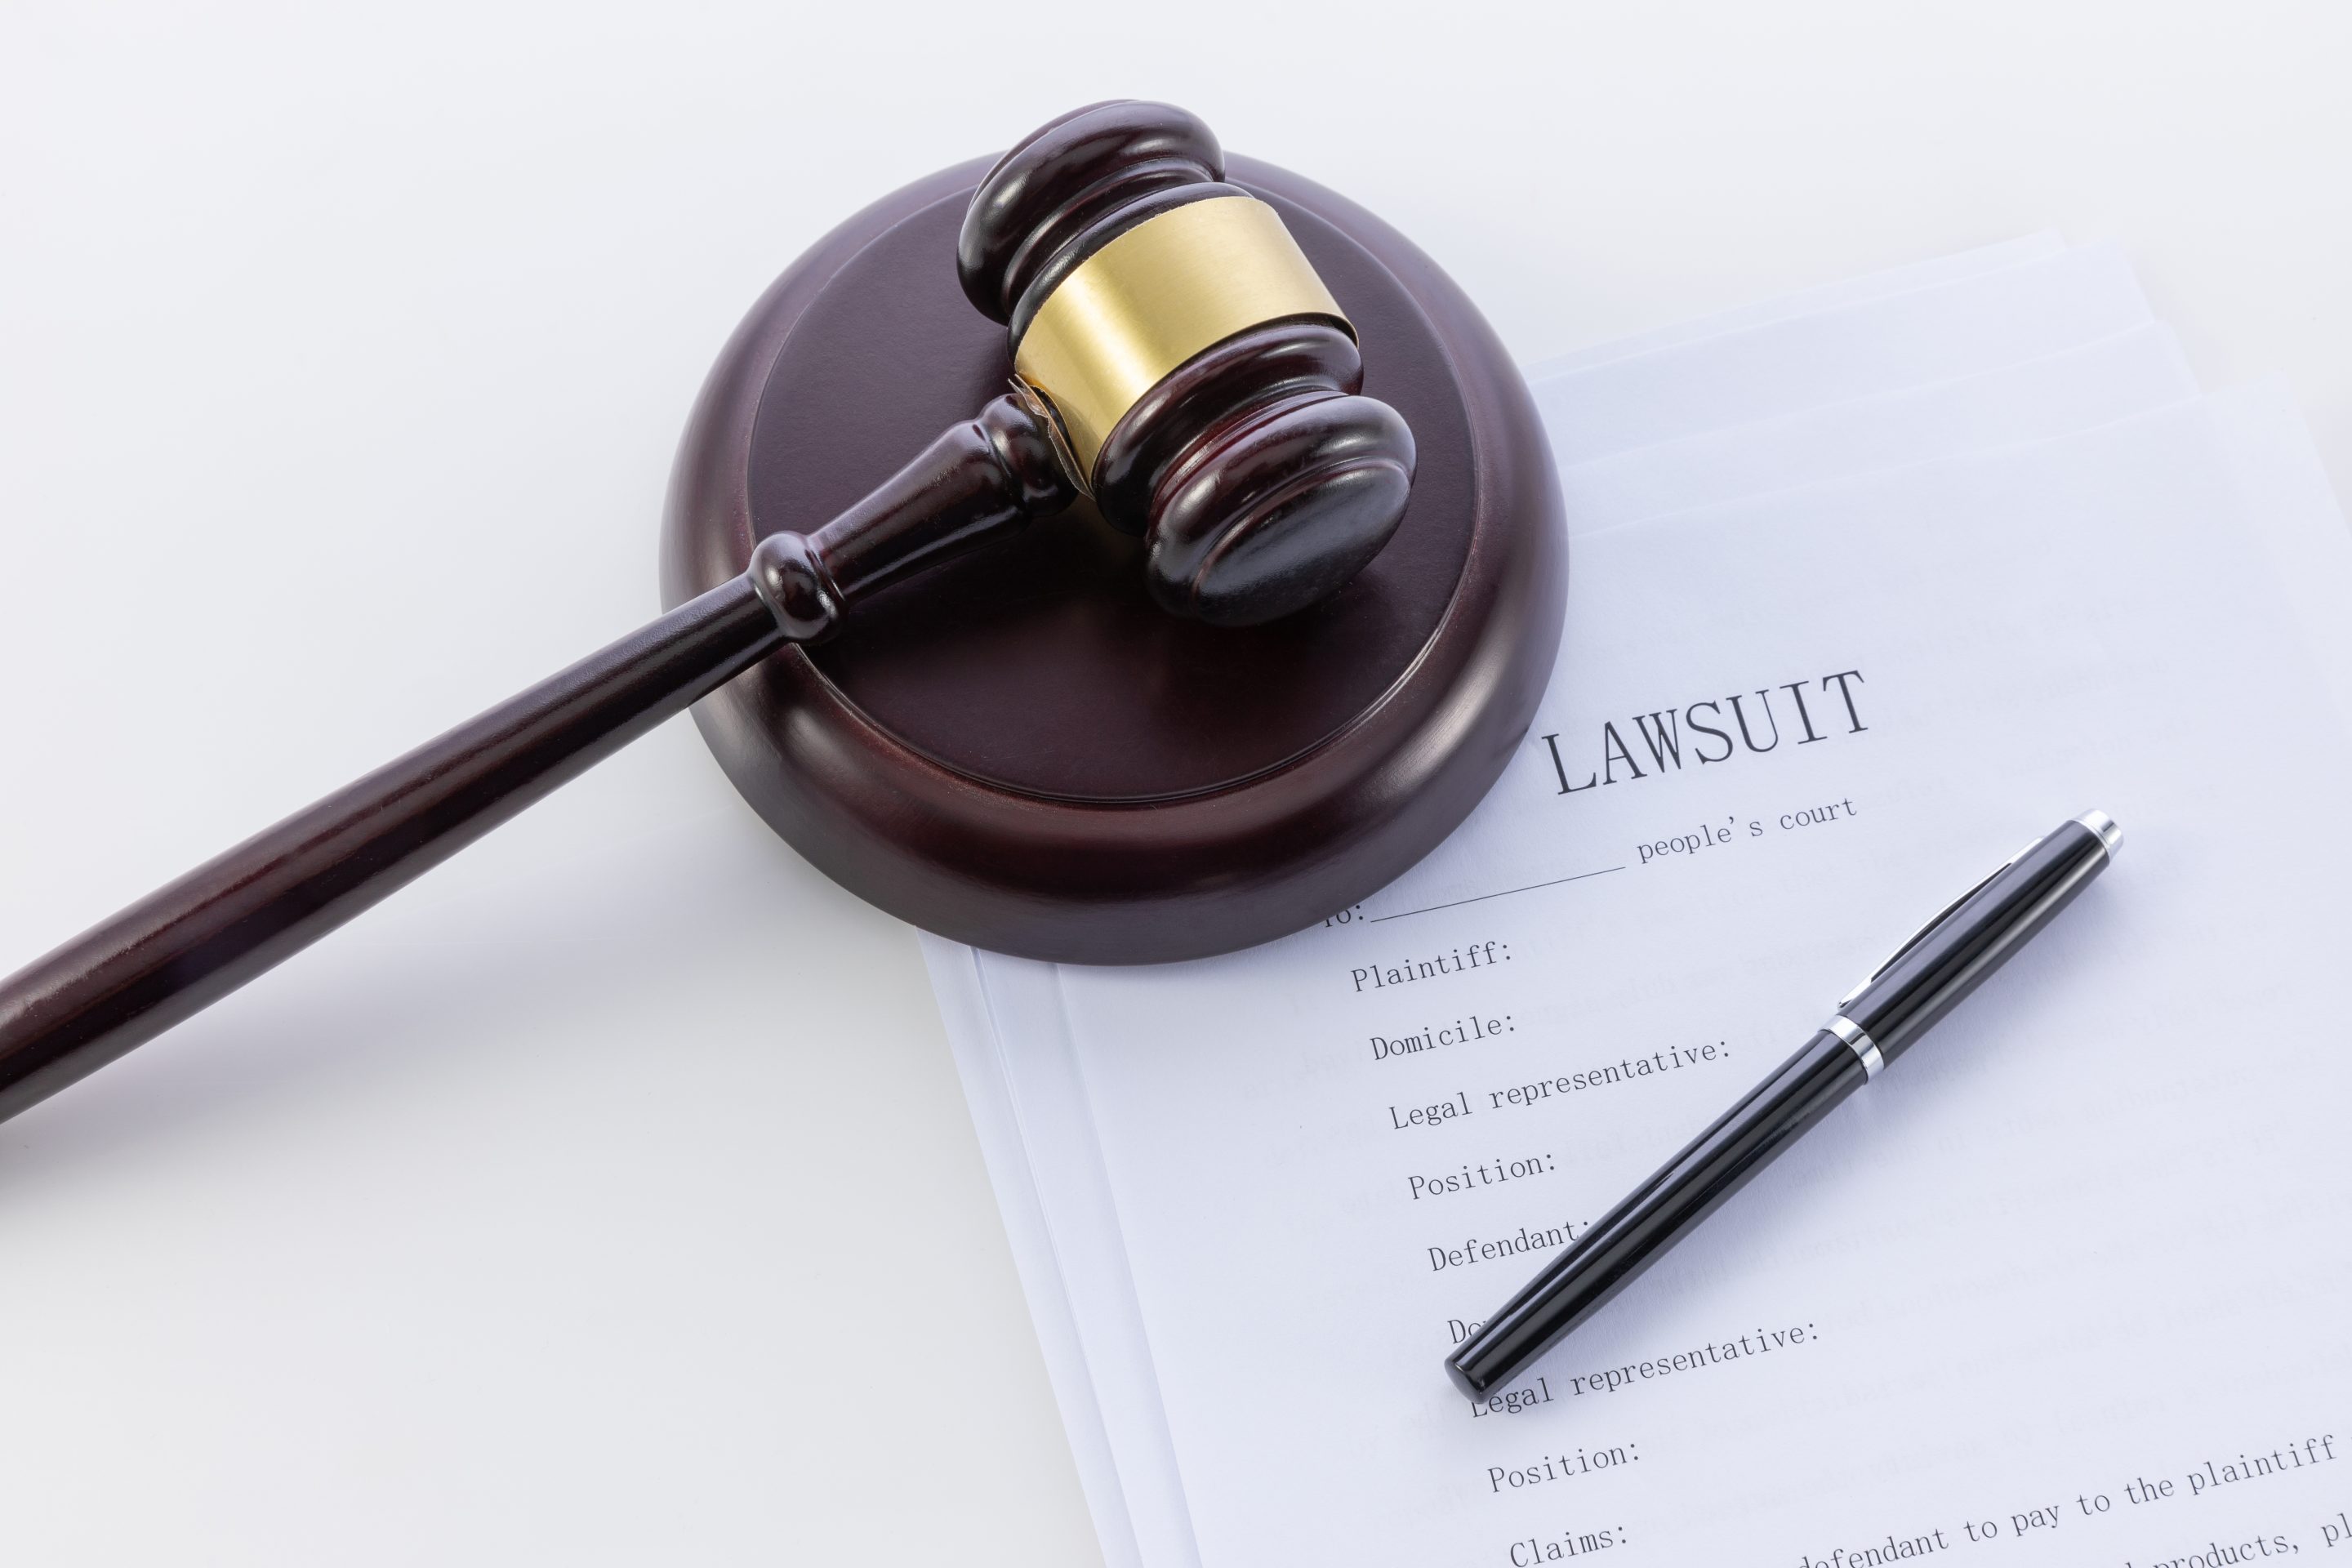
[0,578,786,1124]
[0,393,1073,1128]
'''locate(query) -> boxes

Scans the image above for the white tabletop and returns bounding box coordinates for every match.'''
[3,3,2345,1561]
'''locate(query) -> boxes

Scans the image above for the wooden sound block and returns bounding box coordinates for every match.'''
[661,154,1566,964]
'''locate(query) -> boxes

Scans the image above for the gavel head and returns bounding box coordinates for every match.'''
[958,101,1416,628]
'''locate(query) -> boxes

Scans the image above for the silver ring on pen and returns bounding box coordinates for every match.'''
[1825,1014,1884,1080]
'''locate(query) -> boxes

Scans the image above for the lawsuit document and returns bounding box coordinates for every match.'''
[965,397,2352,1567]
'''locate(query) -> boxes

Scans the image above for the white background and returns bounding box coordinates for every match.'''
[2,3,2346,1561]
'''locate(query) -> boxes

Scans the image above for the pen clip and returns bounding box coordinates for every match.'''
[1835,833,2042,1008]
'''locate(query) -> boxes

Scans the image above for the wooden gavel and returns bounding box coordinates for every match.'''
[0,101,1417,1127]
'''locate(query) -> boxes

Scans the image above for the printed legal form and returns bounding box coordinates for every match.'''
[925,240,2352,1567]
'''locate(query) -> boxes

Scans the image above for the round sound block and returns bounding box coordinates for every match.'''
[661,154,1566,964]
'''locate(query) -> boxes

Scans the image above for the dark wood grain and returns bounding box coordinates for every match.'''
[957,100,1419,625]
[806,393,1076,606]
[957,100,1225,324]
[666,152,1568,963]
[0,386,1076,1127]
[0,577,785,1123]
[0,106,1569,1134]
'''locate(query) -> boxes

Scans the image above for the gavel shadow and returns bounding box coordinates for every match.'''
[0,757,928,1199]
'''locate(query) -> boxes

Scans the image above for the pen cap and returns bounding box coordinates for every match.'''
[1843,813,2118,1062]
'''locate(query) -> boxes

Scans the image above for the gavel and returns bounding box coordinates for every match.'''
[0,100,1417,1127]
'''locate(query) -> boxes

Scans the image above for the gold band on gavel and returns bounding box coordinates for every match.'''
[1012,194,1351,482]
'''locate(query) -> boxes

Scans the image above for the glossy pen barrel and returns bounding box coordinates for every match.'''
[1842,815,2115,1063]
[1446,1031,1865,1398]
[1445,811,2118,1398]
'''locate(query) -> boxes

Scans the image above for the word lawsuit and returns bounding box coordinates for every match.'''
[1537,670,1869,797]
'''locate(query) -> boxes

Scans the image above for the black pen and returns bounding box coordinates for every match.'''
[1445,810,2121,1398]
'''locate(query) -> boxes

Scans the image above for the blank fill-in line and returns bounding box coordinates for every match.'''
[1367,866,1625,924]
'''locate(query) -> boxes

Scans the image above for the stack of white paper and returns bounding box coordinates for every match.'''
[924,237,2352,1567]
